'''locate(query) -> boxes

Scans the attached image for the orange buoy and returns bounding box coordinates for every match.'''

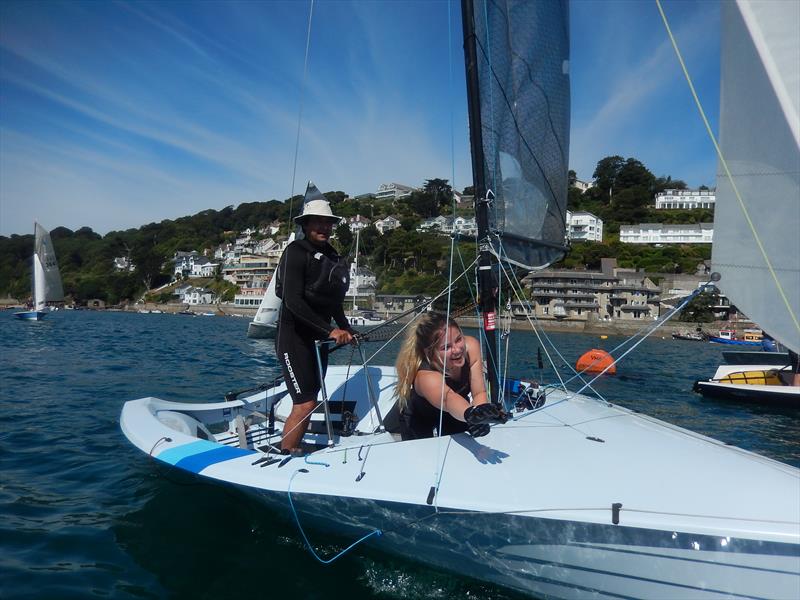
[576,349,616,376]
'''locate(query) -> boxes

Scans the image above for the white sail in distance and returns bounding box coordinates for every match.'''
[32,222,64,310]
[713,0,800,354]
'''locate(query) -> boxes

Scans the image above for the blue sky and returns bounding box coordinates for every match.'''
[0,0,720,237]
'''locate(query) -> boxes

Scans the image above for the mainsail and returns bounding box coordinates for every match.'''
[468,0,570,269]
[32,222,64,310]
[714,0,800,354]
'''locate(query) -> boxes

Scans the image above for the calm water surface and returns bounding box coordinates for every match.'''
[1,310,798,599]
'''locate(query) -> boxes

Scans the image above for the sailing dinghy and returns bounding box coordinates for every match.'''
[14,222,64,321]
[122,1,800,597]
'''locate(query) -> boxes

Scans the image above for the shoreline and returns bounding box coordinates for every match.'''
[117,302,737,338]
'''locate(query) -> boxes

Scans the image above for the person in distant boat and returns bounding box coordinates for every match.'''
[395,312,506,440]
[275,199,355,454]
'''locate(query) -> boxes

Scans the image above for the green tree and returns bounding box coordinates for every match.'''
[335,222,354,253]
[680,290,719,322]
[592,155,625,197]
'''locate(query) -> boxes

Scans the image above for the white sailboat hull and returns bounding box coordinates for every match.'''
[246,320,277,339]
[694,364,800,406]
[121,366,800,599]
[14,310,47,320]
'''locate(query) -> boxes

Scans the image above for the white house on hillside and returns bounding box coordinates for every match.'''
[376,183,415,200]
[183,286,216,305]
[620,223,714,244]
[375,215,401,234]
[654,189,715,210]
[190,257,219,278]
[566,211,603,242]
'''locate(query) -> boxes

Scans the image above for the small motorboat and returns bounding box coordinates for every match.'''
[672,330,706,341]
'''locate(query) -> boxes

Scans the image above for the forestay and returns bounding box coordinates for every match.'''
[471,0,570,269]
[713,0,800,354]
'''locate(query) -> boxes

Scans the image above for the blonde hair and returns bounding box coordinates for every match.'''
[395,312,463,409]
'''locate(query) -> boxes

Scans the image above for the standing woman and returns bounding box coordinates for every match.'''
[395,312,505,440]
[276,199,354,454]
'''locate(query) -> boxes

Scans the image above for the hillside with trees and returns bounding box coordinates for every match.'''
[1,157,713,306]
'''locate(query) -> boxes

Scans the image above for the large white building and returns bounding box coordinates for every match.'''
[654,188,715,210]
[566,211,603,242]
[620,223,714,244]
[375,183,415,200]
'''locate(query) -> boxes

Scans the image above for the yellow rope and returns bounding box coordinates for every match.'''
[655,0,799,336]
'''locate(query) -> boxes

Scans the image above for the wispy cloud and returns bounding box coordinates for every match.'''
[0,0,719,236]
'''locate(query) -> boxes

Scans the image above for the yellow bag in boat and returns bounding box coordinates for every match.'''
[718,370,782,386]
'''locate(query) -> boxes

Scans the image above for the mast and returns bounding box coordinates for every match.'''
[353,227,360,312]
[462,0,500,405]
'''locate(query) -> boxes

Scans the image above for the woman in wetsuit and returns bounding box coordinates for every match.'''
[395,312,505,440]
[276,199,355,453]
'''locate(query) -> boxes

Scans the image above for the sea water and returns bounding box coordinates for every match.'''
[1,310,798,599]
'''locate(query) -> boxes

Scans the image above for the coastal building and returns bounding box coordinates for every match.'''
[416,215,477,237]
[620,223,713,244]
[453,190,475,205]
[373,294,432,316]
[375,183,415,201]
[182,286,216,305]
[566,211,603,242]
[173,251,204,278]
[345,264,377,308]
[113,257,136,272]
[654,188,715,210]
[522,259,661,321]
[233,278,271,308]
[572,179,594,193]
[347,214,371,232]
[375,215,401,235]
[190,257,219,278]
[221,254,279,287]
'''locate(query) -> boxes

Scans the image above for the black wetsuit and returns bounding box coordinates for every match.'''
[400,358,471,440]
[275,239,350,404]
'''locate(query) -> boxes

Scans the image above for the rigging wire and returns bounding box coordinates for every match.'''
[655,0,799,338]
[287,0,315,221]
[431,1,464,511]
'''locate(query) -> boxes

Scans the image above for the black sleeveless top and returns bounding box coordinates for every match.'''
[400,358,471,440]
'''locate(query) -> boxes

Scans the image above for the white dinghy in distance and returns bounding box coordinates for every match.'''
[14,222,64,321]
[121,1,800,598]
[246,262,282,339]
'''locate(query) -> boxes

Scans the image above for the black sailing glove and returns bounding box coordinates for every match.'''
[464,403,508,437]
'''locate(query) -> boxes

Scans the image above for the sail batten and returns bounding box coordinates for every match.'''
[470,0,570,270]
[714,0,800,355]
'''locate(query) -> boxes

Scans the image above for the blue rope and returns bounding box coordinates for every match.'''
[287,469,382,564]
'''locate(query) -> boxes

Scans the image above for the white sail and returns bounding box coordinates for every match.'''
[32,222,64,310]
[713,0,800,354]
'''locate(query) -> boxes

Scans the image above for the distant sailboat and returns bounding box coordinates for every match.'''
[693,0,800,404]
[15,223,64,321]
[346,227,385,328]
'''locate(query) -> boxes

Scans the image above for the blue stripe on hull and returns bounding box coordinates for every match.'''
[157,440,255,473]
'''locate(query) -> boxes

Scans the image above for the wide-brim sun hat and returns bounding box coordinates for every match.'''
[293,199,342,224]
